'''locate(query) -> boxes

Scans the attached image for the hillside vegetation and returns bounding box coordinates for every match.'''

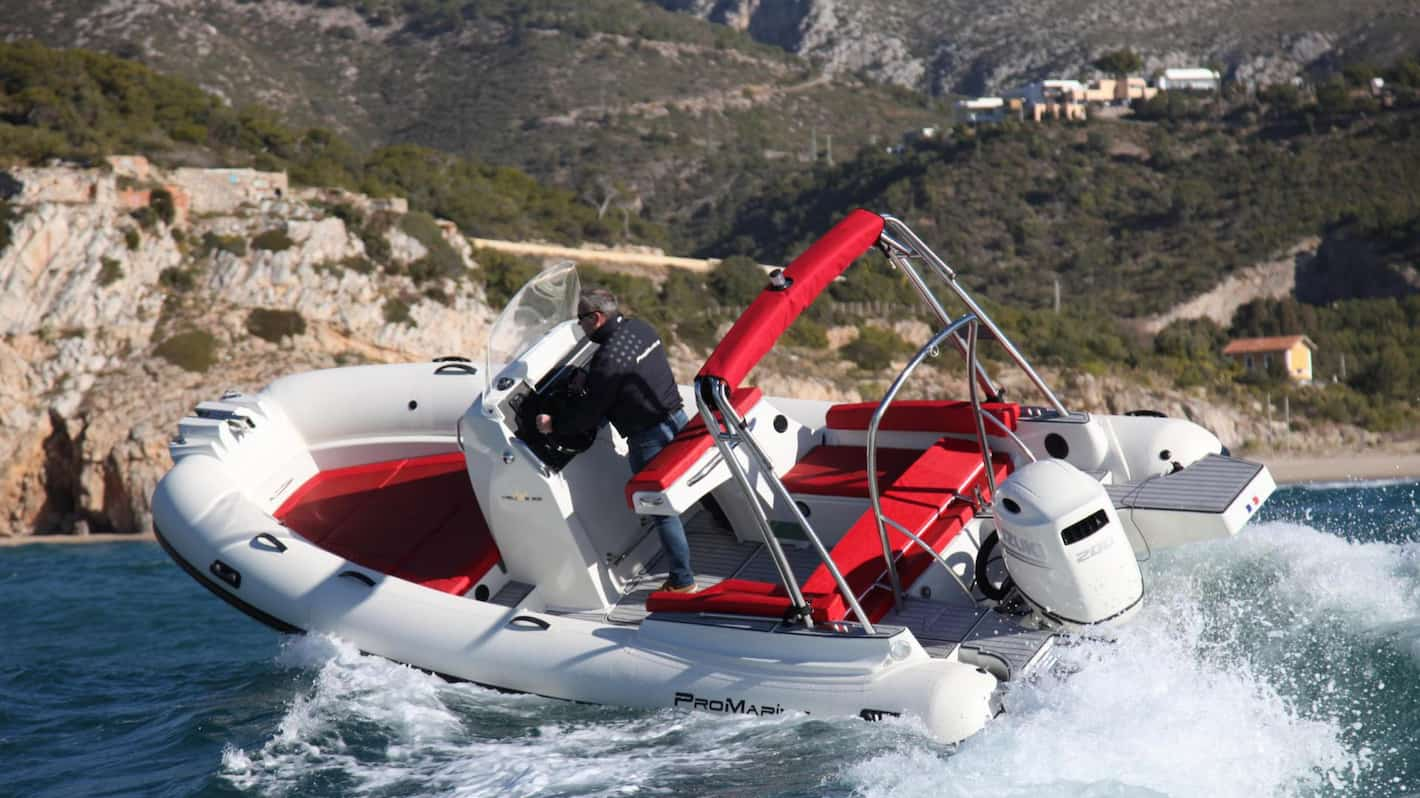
[0,41,646,244]
[0,0,943,250]
[1,37,1417,435]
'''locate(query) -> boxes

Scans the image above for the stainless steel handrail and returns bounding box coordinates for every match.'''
[677,212,1064,632]
[866,315,978,614]
[695,377,877,633]
[884,235,1002,401]
[880,215,1070,417]
[693,379,811,624]
[880,515,976,602]
[966,320,998,498]
[984,412,1037,465]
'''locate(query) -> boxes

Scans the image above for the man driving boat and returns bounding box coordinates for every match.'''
[535,288,697,593]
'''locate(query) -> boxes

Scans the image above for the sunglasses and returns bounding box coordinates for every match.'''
[577,311,599,321]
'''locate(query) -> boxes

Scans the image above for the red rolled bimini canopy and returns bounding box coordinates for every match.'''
[697,209,885,389]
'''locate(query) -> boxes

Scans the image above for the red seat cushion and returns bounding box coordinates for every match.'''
[647,439,1009,624]
[646,578,807,618]
[275,453,502,595]
[780,446,920,498]
[624,386,763,507]
[825,400,1020,434]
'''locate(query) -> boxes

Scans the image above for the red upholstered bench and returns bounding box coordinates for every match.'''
[825,400,1021,434]
[624,386,763,511]
[779,445,920,498]
[647,437,1010,624]
[275,453,501,596]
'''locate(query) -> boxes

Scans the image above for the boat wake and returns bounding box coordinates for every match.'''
[220,519,1419,797]
[847,519,1418,798]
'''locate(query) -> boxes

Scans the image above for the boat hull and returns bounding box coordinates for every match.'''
[151,362,1000,742]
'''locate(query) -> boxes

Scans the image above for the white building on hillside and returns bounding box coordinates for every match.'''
[955,96,1005,124]
[1157,68,1221,92]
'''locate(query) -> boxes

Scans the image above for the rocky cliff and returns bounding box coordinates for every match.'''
[0,159,1355,540]
[658,0,1420,95]
[0,157,496,538]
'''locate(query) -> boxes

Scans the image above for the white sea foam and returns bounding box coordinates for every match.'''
[843,519,1420,798]
[844,618,1359,797]
[220,520,1418,797]
[220,634,812,796]
[1296,478,1419,492]
[221,635,468,795]
[1161,521,1420,628]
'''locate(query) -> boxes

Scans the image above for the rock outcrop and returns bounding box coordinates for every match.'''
[0,157,492,538]
[656,0,1413,96]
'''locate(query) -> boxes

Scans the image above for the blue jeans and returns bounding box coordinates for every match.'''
[627,409,693,588]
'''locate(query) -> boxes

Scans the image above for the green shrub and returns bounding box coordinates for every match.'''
[150,187,175,225]
[98,256,123,286]
[840,325,912,371]
[130,205,158,230]
[708,255,765,308]
[674,315,720,352]
[382,297,415,326]
[342,255,375,274]
[399,211,465,282]
[245,307,306,342]
[360,227,391,264]
[251,228,295,252]
[123,228,140,250]
[783,316,828,349]
[326,202,364,227]
[474,247,540,309]
[316,255,377,277]
[199,232,247,257]
[423,286,450,306]
[158,266,196,292]
[155,330,217,372]
[0,201,18,253]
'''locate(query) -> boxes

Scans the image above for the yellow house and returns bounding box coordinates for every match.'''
[1083,77,1157,103]
[1222,335,1317,382]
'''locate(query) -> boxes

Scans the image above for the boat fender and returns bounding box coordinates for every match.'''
[922,664,998,743]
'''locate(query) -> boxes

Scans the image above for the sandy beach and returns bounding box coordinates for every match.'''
[1260,451,1420,485]
[0,531,157,547]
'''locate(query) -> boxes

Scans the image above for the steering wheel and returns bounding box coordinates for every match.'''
[516,367,597,470]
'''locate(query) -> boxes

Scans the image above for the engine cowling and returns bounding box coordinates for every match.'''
[991,459,1143,629]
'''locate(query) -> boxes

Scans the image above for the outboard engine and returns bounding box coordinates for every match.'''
[991,459,1143,629]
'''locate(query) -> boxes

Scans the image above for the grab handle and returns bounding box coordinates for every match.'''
[252,532,287,553]
[339,570,376,587]
[435,363,479,375]
[507,615,550,631]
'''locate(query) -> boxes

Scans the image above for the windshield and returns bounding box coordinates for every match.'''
[484,260,580,392]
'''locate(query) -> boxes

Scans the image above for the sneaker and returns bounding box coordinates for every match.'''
[659,579,697,594]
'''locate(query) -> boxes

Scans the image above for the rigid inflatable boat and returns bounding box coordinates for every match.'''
[153,210,1276,742]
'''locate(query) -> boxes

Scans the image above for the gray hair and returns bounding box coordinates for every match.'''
[578,287,618,316]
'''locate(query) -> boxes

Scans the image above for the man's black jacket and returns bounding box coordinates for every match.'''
[553,314,683,439]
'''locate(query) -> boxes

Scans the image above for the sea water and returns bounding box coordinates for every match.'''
[2,481,1417,797]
